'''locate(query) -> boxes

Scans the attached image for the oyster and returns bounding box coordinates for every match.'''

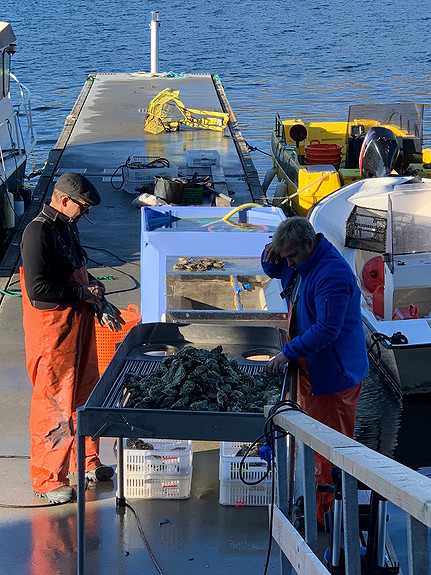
[125,345,282,413]
[212,260,225,269]
[177,257,191,265]
[235,443,263,457]
[173,256,225,272]
[126,438,154,450]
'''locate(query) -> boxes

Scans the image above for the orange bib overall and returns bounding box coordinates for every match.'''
[20,266,101,493]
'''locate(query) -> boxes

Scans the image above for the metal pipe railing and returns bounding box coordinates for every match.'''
[10,72,35,141]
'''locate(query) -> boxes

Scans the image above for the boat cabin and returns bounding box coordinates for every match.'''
[0,22,17,157]
[346,182,431,322]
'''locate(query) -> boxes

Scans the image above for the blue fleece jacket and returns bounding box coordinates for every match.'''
[262,234,368,395]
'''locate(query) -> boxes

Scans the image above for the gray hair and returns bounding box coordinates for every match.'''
[271,216,316,252]
[52,187,68,201]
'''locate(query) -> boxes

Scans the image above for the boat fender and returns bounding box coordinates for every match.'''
[1,190,15,229]
[272,182,288,207]
[372,285,384,318]
[261,167,276,194]
[14,193,25,220]
[362,256,384,293]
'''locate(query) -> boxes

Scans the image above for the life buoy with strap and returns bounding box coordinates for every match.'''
[362,255,384,293]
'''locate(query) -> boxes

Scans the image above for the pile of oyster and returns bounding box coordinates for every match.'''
[173,257,225,271]
[124,345,281,412]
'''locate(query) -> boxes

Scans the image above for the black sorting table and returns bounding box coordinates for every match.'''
[76,322,287,574]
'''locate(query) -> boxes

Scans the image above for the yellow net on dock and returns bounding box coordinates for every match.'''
[144,88,229,134]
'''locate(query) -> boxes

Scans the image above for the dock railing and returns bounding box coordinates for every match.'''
[267,404,431,575]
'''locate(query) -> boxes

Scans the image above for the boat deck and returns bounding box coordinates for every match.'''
[0,73,289,575]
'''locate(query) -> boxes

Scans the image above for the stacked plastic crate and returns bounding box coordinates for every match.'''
[218,442,273,506]
[123,438,193,499]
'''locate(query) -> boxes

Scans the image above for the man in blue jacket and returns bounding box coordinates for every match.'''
[262,216,368,524]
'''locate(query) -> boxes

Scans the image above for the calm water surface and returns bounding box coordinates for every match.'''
[3,0,431,471]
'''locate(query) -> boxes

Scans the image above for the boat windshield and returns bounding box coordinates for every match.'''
[346,103,424,140]
[389,185,431,255]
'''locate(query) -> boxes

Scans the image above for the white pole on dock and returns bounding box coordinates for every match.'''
[150,11,160,74]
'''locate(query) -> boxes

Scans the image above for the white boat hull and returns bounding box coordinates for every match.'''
[309,176,431,395]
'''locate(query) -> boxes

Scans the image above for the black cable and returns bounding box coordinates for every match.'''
[368,331,408,364]
[261,401,305,575]
[263,458,277,575]
[125,502,165,575]
[0,455,72,508]
[110,162,128,190]
[236,400,304,575]
[238,400,304,487]
[82,245,140,266]
[245,142,272,157]
[83,245,140,295]
[110,156,171,193]
[239,433,271,486]
[233,137,272,157]
[86,256,139,295]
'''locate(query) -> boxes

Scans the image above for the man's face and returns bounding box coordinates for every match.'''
[278,238,314,268]
[65,196,91,220]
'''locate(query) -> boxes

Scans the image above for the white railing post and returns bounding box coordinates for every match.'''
[150,11,160,75]
[342,472,361,575]
[407,515,430,575]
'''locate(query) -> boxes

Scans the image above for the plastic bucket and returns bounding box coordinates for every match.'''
[305,140,342,169]
[154,177,183,203]
[392,303,419,320]
[94,304,141,373]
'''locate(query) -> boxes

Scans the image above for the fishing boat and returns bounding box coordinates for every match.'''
[308,174,431,395]
[0,22,36,244]
[269,102,431,216]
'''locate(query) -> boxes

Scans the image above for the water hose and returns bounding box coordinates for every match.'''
[204,203,263,231]
[221,203,262,222]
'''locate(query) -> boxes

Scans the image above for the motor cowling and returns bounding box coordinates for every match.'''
[359,126,400,178]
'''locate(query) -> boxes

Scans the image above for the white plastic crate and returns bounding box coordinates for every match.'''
[125,473,192,500]
[219,441,272,506]
[186,150,220,167]
[124,156,179,183]
[219,480,272,506]
[124,438,193,476]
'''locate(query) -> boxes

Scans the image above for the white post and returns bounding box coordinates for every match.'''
[150,11,160,75]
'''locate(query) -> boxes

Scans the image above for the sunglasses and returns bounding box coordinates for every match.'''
[68,196,91,212]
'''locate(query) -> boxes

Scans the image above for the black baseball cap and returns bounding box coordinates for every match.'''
[55,172,101,206]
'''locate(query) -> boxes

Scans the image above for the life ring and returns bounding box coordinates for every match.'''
[362,256,384,293]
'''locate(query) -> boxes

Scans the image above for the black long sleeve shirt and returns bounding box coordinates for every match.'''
[20,203,93,306]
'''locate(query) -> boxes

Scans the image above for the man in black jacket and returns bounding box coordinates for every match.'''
[20,172,114,504]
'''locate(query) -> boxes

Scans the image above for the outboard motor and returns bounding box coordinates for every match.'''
[359,126,400,178]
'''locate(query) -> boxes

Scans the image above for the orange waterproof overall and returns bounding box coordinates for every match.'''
[297,360,361,525]
[20,266,101,493]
